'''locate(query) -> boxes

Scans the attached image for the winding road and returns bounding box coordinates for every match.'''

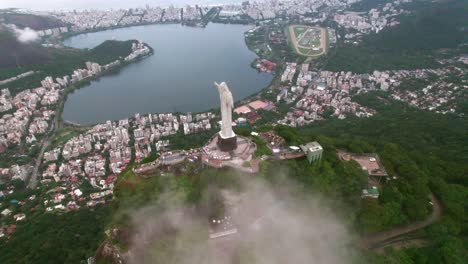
[359,193,442,250]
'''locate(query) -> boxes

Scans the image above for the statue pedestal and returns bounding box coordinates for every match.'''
[217,133,237,152]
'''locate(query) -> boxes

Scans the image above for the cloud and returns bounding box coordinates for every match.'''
[123,173,357,264]
[6,24,40,43]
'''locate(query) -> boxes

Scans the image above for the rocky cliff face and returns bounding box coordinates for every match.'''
[94,228,128,264]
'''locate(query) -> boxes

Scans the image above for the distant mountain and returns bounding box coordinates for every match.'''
[0,12,65,30]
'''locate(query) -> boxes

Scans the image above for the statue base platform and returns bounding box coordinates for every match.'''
[203,135,257,172]
[217,134,237,152]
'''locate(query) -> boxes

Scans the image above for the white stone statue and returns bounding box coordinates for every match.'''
[215,82,235,139]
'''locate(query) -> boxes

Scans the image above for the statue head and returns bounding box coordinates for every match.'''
[215,81,234,106]
[214,81,228,92]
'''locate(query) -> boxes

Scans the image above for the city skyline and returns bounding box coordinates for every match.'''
[0,0,241,11]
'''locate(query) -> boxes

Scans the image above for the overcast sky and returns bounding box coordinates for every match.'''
[0,0,241,11]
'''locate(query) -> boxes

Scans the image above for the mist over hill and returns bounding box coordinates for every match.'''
[118,174,357,264]
[0,28,50,68]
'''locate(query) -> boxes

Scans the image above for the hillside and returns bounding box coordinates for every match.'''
[88,40,138,65]
[0,12,66,30]
[323,0,468,72]
[0,29,51,69]
[0,39,136,94]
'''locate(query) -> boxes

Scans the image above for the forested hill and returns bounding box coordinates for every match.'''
[0,12,66,30]
[301,93,468,164]
[0,39,138,94]
[0,29,51,68]
[323,0,468,73]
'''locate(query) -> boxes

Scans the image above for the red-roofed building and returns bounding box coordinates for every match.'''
[293,109,304,116]
[106,174,116,185]
[248,100,269,110]
[234,105,252,114]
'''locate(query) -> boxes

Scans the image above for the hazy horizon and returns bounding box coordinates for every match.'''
[0,0,244,11]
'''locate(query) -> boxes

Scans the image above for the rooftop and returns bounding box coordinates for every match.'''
[248,100,269,110]
[234,105,252,114]
[301,141,323,152]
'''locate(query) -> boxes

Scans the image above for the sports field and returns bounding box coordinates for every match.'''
[287,25,328,57]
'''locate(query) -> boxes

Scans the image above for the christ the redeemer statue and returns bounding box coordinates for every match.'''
[215,82,237,151]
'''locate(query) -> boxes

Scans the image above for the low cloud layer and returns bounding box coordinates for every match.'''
[6,24,40,43]
[125,175,356,264]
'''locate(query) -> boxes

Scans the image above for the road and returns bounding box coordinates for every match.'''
[359,193,442,250]
[27,135,51,189]
[26,90,65,189]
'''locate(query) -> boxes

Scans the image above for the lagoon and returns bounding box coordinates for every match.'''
[61,23,272,125]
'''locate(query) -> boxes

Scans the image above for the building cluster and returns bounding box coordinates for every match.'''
[0,88,13,113]
[0,58,117,152]
[52,9,126,31]
[276,61,467,127]
[219,0,352,21]
[37,27,68,37]
[456,55,468,65]
[216,0,412,39]
[44,0,413,40]
[165,6,183,21]
[0,84,58,150]
[0,41,150,189]
[142,7,164,23]
[23,108,217,213]
[41,155,114,211]
[387,67,467,115]
[281,62,298,83]
[119,14,143,26]
[125,41,152,61]
[218,5,243,18]
[277,63,376,126]
[133,113,176,162]
[183,5,202,21]
[37,106,214,176]
[132,111,214,163]
[251,130,303,160]
[89,120,132,174]
[51,4,206,32]
[180,112,215,135]
[2,40,147,141]
[234,99,276,124]
[0,164,32,182]
[255,59,276,73]
[335,0,411,42]
[322,65,467,115]
[0,159,114,239]
[37,120,131,214]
